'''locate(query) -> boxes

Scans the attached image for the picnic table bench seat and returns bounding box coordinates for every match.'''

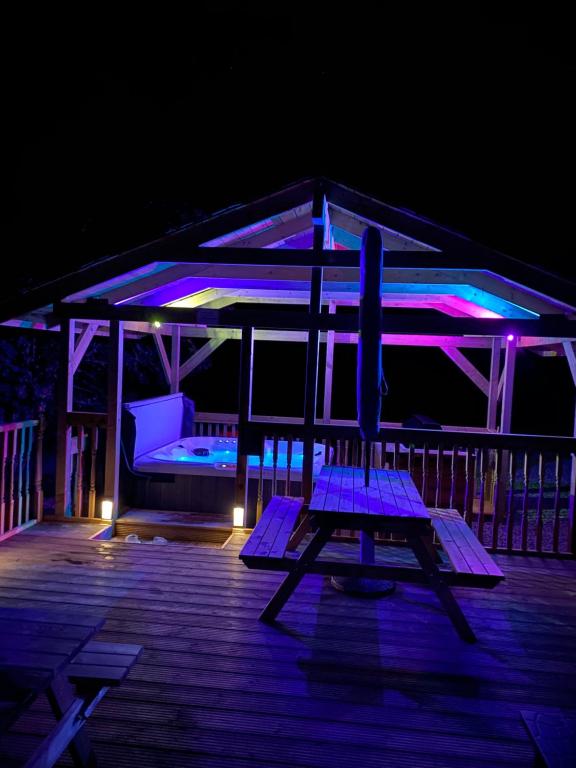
[1,615,142,768]
[66,640,142,692]
[240,496,304,567]
[428,508,504,588]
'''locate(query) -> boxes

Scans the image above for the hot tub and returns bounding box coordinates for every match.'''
[135,436,328,479]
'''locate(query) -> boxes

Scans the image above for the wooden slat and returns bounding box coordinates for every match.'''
[239,497,303,560]
[268,498,304,559]
[430,510,504,580]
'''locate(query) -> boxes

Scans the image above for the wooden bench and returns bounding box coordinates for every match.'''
[67,640,142,694]
[428,508,504,588]
[521,710,576,768]
[0,605,143,768]
[240,496,304,568]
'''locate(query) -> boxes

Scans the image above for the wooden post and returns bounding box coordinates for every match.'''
[170,325,181,394]
[487,337,502,519]
[1,431,7,535]
[302,185,326,502]
[103,320,124,519]
[55,319,75,518]
[500,335,517,434]
[569,402,576,555]
[322,301,336,423]
[487,337,501,430]
[34,415,45,521]
[235,326,254,520]
[563,342,576,554]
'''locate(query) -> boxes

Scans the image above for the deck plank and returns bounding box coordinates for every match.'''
[0,525,574,767]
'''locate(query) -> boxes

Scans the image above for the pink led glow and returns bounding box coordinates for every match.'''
[441,296,503,319]
[507,334,515,341]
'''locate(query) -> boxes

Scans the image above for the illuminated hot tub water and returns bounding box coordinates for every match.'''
[150,436,321,472]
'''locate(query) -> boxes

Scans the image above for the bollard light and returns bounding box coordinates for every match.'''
[233,506,245,527]
[101,499,114,521]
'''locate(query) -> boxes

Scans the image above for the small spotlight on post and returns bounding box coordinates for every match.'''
[506,334,515,342]
[101,499,114,521]
[233,506,245,527]
[153,320,162,329]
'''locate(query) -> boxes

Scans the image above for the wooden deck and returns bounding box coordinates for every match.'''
[0,525,575,768]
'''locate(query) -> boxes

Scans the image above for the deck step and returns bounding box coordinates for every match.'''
[116,509,232,544]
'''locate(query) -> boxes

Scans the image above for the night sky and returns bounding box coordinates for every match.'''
[10,13,575,288]
[7,12,576,433]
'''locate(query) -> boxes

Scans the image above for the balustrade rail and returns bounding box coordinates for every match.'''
[64,412,107,519]
[0,418,44,538]
[195,412,576,555]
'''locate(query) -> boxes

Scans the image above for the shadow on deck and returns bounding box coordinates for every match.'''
[0,524,575,767]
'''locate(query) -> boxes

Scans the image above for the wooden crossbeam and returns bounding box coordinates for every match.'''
[54,301,576,338]
[500,336,517,433]
[71,322,101,374]
[124,323,499,347]
[152,327,171,385]
[487,337,501,430]
[441,347,489,395]
[564,341,576,386]
[178,338,226,381]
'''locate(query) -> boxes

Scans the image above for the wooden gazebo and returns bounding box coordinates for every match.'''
[1,178,575,553]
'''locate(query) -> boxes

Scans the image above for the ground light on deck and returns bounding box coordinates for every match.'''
[233,506,245,527]
[101,499,114,520]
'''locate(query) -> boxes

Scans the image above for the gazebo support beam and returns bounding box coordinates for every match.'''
[103,321,124,519]
[564,341,576,554]
[71,322,101,375]
[441,347,489,396]
[500,335,517,433]
[55,319,75,518]
[487,338,502,430]
[323,302,337,422]
[170,326,181,394]
[302,186,326,503]
[153,327,172,386]
[179,338,226,381]
[235,327,254,521]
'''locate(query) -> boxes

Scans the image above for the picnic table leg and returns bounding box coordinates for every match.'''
[46,676,97,768]
[287,514,311,551]
[260,526,334,622]
[420,532,443,564]
[410,535,477,643]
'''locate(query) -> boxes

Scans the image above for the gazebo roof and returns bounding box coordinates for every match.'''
[2,178,575,348]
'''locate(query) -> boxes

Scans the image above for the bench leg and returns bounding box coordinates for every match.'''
[260,526,334,622]
[410,536,477,643]
[46,676,97,768]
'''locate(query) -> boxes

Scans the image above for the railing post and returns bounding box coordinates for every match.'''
[34,415,45,521]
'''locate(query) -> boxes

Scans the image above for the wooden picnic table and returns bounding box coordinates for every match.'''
[0,606,140,768]
[241,466,504,642]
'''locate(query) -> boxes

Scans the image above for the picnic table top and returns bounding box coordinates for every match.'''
[308,466,431,523]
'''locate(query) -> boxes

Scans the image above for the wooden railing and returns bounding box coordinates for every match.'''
[195,412,576,556]
[0,418,44,539]
[64,412,107,519]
